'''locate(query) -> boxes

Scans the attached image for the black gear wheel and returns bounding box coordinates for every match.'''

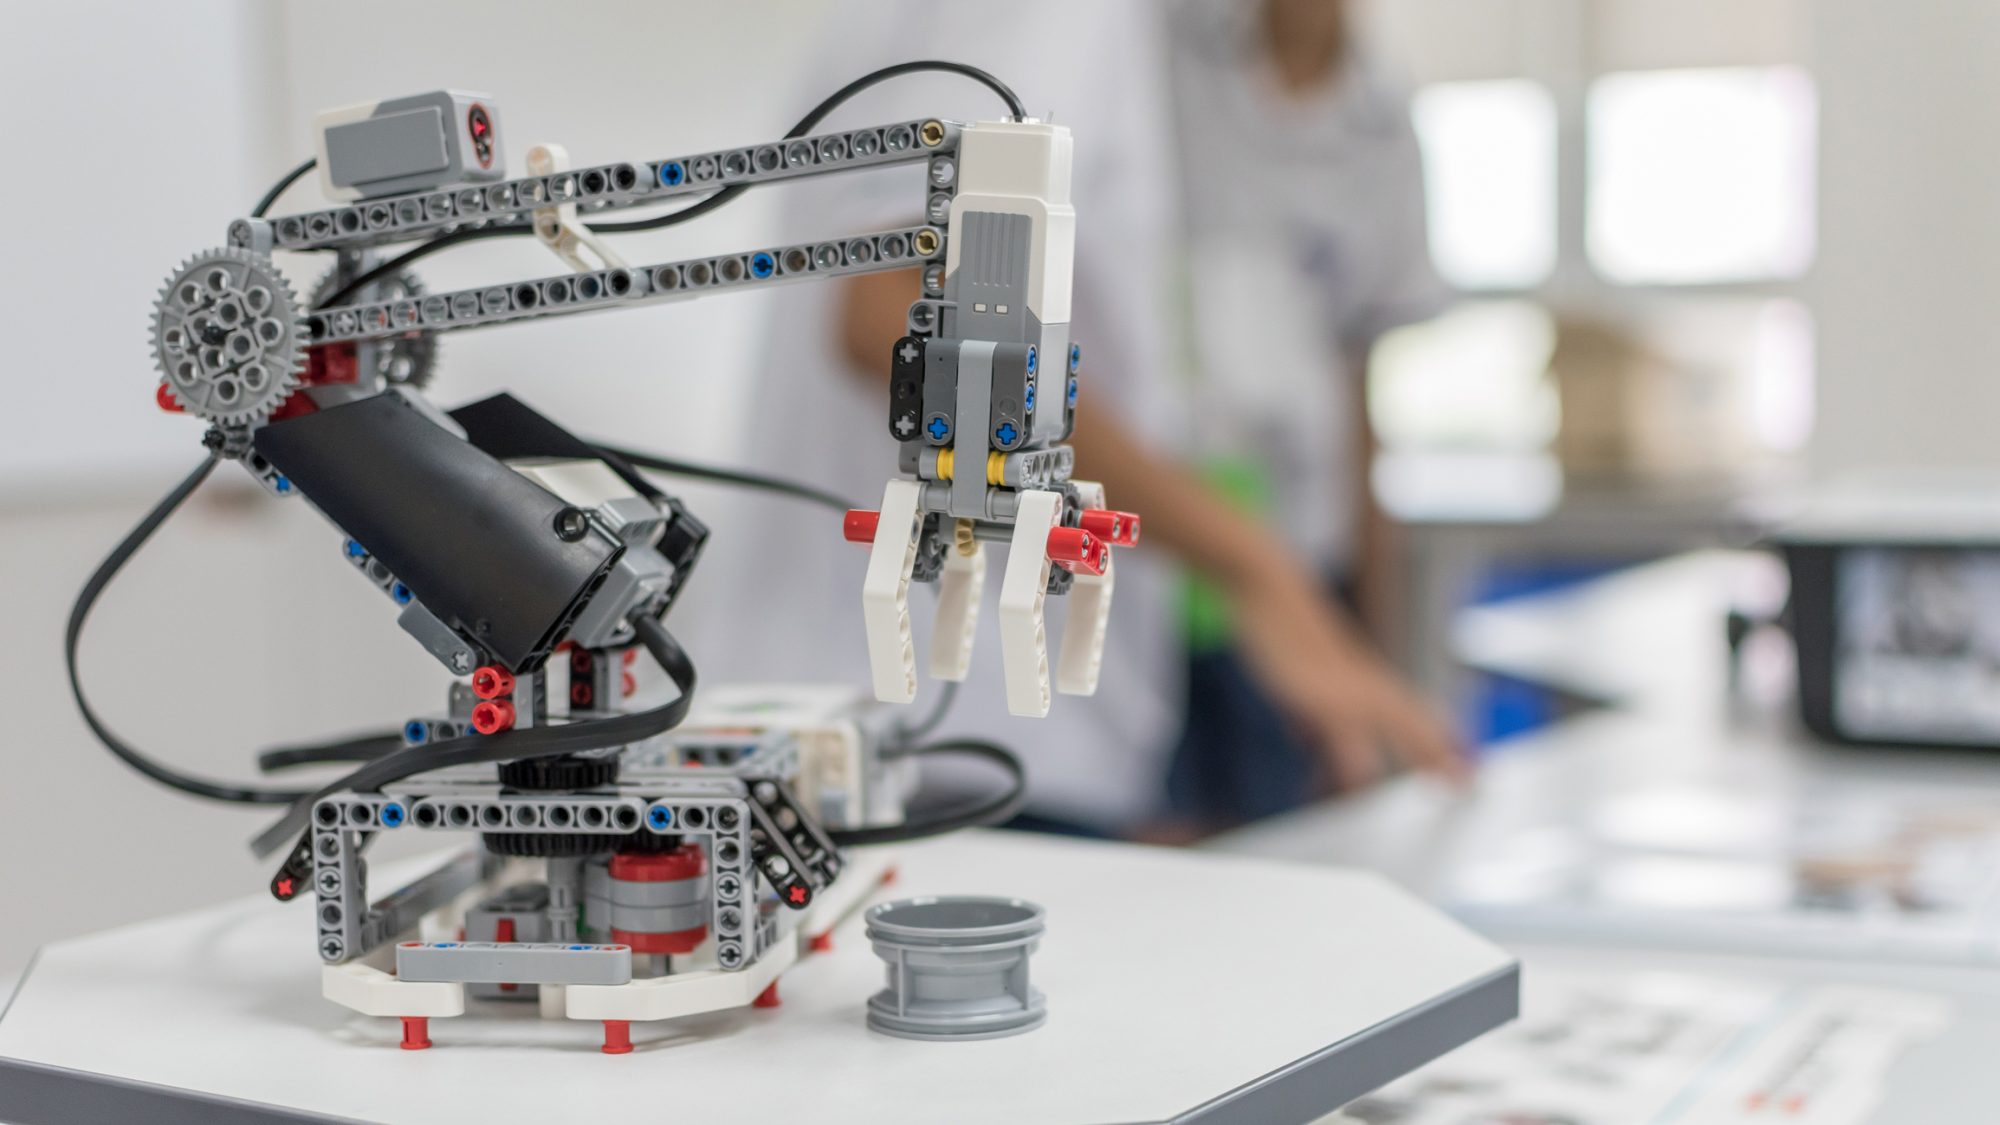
[497,753,620,791]
[481,832,625,858]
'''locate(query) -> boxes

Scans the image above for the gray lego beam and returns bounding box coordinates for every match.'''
[307,225,942,346]
[267,118,955,252]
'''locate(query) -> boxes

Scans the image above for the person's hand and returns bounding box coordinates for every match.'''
[1228,564,1470,790]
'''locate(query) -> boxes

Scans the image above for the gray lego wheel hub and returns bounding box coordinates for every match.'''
[864,895,1046,1041]
[152,247,308,426]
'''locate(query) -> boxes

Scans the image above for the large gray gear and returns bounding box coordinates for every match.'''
[311,266,439,389]
[152,248,308,427]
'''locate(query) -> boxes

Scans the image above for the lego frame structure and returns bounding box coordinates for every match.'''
[72,62,1149,1050]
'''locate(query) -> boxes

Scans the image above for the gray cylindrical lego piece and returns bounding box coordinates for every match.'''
[864,896,1045,1041]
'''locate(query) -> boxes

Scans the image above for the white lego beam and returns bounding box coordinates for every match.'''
[928,534,985,681]
[1056,480,1113,696]
[862,479,924,703]
[999,489,1062,717]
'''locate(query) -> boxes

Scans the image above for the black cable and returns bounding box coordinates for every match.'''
[896,679,960,746]
[250,614,696,857]
[65,456,313,805]
[257,731,403,772]
[252,158,317,219]
[827,737,1026,846]
[596,442,858,512]
[580,59,1023,238]
[314,224,526,309]
[313,59,1024,310]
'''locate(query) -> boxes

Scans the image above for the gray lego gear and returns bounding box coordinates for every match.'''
[152,248,308,426]
[309,265,438,388]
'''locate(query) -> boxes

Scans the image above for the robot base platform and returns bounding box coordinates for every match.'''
[0,832,1517,1125]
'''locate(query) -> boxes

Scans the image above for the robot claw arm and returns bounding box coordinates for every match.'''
[149,61,1134,724]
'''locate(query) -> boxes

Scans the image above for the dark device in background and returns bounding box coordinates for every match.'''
[1783,518,2000,749]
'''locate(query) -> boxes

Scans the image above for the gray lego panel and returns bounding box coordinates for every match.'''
[325,108,452,193]
[306,225,943,347]
[272,117,955,252]
[395,941,633,986]
[949,341,996,518]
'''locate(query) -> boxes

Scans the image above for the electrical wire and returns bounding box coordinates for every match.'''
[256,731,403,772]
[249,614,695,857]
[251,158,318,220]
[895,679,960,746]
[65,456,312,805]
[595,441,858,513]
[313,59,1024,310]
[826,737,1026,847]
[65,454,703,848]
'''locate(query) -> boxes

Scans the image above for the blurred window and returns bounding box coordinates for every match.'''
[1369,300,1559,453]
[1413,80,1559,290]
[1587,66,1817,284]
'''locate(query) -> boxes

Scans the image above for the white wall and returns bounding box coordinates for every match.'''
[1806,0,2000,476]
[0,0,287,493]
[0,0,829,982]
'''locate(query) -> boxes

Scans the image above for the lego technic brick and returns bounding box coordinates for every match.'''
[305,225,943,346]
[272,117,953,252]
[315,90,504,202]
[887,335,928,444]
[942,121,1075,333]
[394,942,633,987]
[986,342,1034,455]
[253,392,626,674]
[919,337,961,449]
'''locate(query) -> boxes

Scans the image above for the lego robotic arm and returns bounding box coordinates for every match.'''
[69,61,1110,1031]
[157,69,1135,720]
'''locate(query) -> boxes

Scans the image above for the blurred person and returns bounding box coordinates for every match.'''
[1160,0,1459,828]
[696,0,1461,838]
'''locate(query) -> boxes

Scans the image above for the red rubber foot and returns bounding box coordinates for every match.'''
[753,982,781,1009]
[602,1019,633,1055]
[809,932,834,954]
[399,1016,431,1050]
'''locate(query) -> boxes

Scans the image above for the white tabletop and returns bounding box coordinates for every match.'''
[0,831,1515,1125]
[1211,551,2000,1121]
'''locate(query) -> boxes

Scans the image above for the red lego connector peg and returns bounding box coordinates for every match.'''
[470,665,515,700]
[843,509,881,544]
[471,700,516,735]
[400,1016,432,1050]
[1079,508,1141,548]
[1046,527,1107,576]
[601,1019,633,1055]
[155,383,184,413]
